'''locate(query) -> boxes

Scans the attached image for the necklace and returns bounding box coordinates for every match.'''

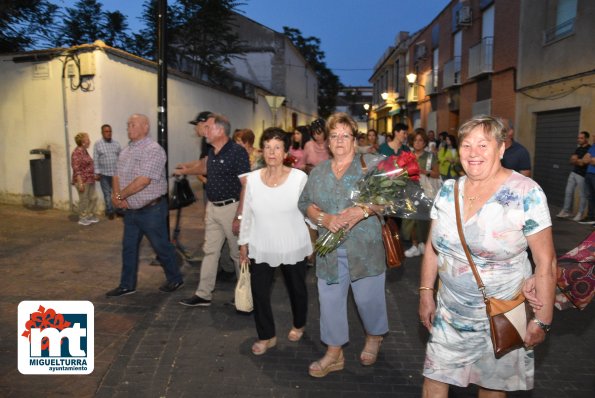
[264,169,284,187]
[332,161,350,174]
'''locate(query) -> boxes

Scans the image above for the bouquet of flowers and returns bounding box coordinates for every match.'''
[315,152,430,256]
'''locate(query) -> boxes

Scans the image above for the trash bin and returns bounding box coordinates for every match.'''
[30,149,52,197]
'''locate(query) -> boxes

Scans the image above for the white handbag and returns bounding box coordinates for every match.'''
[234,260,253,313]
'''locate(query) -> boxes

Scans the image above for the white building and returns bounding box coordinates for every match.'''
[0,38,316,211]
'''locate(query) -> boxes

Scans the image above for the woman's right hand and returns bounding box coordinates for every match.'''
[418,291,436,332]
[76,183,85,193]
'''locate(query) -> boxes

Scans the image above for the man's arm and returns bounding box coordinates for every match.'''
[174,157,207,176]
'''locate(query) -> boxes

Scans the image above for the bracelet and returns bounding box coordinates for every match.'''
[316,211,325,227]
[418,287,435,292]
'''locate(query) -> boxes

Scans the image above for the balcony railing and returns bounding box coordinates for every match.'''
[442,56,461,88]
[468,36,493,78]
[543,18,575,45]
[425,71,438,95]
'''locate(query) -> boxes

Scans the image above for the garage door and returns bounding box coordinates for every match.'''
[533,107,581,207]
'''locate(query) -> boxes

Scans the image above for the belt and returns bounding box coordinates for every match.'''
[129,196,164,211]
[211,198,237,207]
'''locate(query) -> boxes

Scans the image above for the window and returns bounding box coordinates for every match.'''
[544,0,577,44]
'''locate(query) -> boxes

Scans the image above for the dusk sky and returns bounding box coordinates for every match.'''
[57,0,450,87]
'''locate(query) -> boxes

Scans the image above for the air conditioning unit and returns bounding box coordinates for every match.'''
[457,6,472,27]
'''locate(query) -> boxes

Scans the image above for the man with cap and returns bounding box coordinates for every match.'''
[175,113,250,306]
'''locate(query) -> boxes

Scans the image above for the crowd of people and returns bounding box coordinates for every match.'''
[71,109,585,396]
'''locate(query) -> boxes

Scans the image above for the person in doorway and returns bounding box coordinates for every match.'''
[93,124,121,219]
[106,114,184,297]
[501,119,531,177]
[72,132,99,226]
[174,113,250,306]
[556,131,591,221]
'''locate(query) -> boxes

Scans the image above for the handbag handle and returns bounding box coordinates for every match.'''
[454,180,488,301]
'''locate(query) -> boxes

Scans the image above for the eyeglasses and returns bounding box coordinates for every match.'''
[329,133,353,141]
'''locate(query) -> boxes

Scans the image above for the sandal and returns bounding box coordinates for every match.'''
[308,350,344,378]
[251,337,277,356]
[360,335,383,366]
[288,327,305,342]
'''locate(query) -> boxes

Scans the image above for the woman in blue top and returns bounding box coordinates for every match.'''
[298,112,388,378]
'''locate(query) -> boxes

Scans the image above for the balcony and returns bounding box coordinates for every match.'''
[425,70,438,96]
[442,56,461,88]
[468,37,493,78]
[543,18,575,45]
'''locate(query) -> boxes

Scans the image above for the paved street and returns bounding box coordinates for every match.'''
[0,196,594,397]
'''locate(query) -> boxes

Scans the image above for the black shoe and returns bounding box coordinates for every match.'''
[159,280,184,293]
[106,287,136,297]
[179,295,211,307]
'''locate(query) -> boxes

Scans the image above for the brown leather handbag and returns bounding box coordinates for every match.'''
[454,181,531,358]
[359,154,404,268]
[378,215,405,268]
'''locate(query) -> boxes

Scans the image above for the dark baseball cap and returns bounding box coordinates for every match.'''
[189,111,213,125]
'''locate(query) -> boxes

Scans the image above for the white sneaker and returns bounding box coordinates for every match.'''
[404,245,421,258]
[78,218,91,226]
[572,213,584,222]
[87,216,99,223]
[556,210,571,218]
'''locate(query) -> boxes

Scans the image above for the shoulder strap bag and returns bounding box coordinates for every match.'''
[454,180,532,358]
[360,155,404,268]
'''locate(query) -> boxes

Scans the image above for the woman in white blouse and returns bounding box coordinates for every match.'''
[238,127,313,355]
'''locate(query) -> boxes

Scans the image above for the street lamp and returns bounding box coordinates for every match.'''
[406,72,418,86]
[363,103,370,111]
[265,95,285,127]
[381,92,389,101]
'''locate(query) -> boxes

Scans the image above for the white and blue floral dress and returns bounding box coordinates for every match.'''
[423,172,552,391]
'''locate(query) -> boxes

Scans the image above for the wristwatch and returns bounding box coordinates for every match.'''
[359,205,369,219]
[532,317,551,333]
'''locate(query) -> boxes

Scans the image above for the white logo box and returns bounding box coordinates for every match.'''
[18,301,94,375]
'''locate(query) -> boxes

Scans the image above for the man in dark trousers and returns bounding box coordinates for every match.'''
[106,114,184,297]
[174,113,250,306]
[557,131,591,221]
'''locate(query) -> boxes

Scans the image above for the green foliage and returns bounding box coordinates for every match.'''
[283,26,342,118]
[0,0,58,51]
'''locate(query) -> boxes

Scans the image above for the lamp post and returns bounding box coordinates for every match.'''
[265,95,285,127]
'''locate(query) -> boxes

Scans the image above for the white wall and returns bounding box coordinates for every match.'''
[0,46,281,211]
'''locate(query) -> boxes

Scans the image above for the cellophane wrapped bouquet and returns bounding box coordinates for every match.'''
[315,152,433,256]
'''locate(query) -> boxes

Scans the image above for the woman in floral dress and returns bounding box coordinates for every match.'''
[418,115,557,397]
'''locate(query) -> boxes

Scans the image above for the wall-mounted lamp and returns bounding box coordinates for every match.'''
[381,92,389,101]
[406,72,417,85]
[363,103,370,111]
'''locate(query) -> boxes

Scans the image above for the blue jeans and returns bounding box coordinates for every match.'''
[120,199,182,290]
[562,172,587,215]
[99,175,114,215]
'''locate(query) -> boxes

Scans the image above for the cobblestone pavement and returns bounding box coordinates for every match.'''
[0,199,593,397]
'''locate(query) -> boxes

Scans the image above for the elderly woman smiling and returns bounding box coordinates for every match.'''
[299,112,388,377]
[418,115,556,397]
